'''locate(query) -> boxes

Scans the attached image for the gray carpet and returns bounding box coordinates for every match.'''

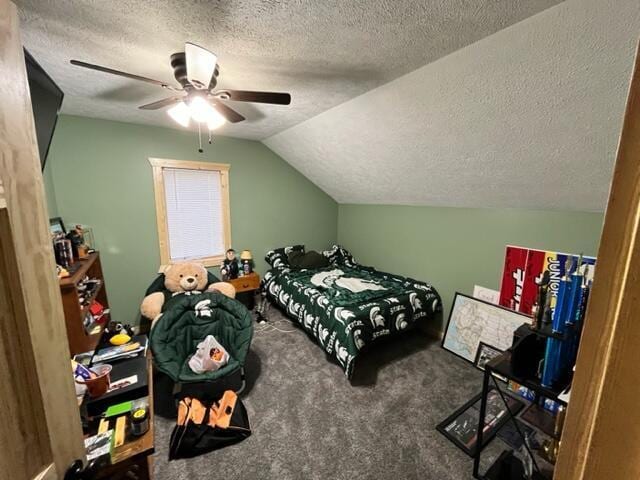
[153,309,487,479]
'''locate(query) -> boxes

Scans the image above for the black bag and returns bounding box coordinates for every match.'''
[168,391,251,460]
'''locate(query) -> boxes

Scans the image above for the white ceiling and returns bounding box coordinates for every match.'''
[265,0,640,211]
[16,0,561,140]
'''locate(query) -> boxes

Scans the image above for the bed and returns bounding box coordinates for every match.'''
[262,245,442,378]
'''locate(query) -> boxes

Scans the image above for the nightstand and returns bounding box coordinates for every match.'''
[228,272,260,310]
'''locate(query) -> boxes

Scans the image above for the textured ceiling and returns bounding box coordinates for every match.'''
[265,0,640,211]
[16,0,561,140]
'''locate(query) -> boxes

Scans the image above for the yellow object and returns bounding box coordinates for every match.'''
[114,416,126,447]
[110,333,131,346]
[98,418,109,434]
[240,249,253,261]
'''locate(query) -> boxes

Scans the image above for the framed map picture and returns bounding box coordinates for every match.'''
[442,292,530,363]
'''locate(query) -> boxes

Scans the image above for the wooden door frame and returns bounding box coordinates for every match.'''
[555,41,640,479]
[0,0,85,476]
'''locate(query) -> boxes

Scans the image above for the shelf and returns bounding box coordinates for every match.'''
[520,402,560,440]
[481,450,551,480]
[59,252,110,356]
[59,252,99,288]
[486,353,568,405]
[84,309,109,337]
[526,322,569,340]
[475,352,564,480]
[80,280,104,317]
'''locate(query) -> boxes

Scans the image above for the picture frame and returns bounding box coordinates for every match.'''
[49,216,66,235]
[474,342,507,382]
[474,342,504,371]
[436,389,525,457]
[441,292,530,364]
[472,285,500,304]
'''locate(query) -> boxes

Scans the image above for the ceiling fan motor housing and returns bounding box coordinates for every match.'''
[170,51,219,90]
[170,52,189,88]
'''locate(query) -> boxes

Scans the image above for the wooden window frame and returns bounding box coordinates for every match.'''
[149,157,231,268]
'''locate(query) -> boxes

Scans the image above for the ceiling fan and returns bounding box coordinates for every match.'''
[70,42,291,148]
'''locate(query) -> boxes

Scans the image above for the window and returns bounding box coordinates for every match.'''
[150,158,231,267]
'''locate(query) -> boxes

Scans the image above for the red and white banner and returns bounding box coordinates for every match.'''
[499,246,596,315]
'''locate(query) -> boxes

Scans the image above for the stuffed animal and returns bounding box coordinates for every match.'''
[104,321,135,345]
[140,262,236,321]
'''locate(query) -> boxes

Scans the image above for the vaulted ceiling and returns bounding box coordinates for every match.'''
[17,0,640,211]
[266,0,640,211]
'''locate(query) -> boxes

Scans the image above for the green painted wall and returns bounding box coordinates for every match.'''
[337,204,604,333]
[44,114,606,335]
[46,115,338,325]
[42,161,58,217]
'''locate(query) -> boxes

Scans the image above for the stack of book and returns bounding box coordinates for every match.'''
[74,335,148,366]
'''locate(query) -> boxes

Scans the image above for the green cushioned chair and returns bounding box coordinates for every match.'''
[149,290,253,404]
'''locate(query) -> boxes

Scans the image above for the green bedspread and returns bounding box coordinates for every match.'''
[263,260,441,378]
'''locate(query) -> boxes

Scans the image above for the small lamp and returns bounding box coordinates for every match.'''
[240,250,253,275]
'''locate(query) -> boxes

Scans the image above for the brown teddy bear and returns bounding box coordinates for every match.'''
[140,262,236,321]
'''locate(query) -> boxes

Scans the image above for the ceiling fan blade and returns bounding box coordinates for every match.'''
[222,90,291,105]
[138,96,183,110]
[185,43,217,90]
[70,60,181,91]
[212,101,245,123]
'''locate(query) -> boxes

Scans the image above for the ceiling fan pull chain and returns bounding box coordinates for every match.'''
[208,129,213,144]
[198,122,203,153]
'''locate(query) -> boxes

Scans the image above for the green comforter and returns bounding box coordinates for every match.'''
[150,292,253,383]
[263,262,441,378]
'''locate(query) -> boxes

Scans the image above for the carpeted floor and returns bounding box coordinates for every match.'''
[153,309,486,480]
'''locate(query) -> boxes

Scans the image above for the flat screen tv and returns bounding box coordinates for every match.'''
[24,49,64,170]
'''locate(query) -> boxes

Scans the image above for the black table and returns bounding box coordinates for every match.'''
[472,351,568,479]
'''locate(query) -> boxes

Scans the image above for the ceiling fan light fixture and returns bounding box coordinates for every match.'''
[188,96,227,130]
[167,101,191,127]
[206,107,226,131]
[188,95,218,123]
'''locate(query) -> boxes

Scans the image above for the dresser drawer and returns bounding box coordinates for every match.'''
[229,273,260,293]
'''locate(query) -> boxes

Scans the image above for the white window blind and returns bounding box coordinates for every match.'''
[163,167,225,262]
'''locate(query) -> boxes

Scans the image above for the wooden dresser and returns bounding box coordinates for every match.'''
[59,252,110,356]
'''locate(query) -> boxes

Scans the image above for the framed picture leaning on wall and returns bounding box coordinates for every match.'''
[474,341,507,382]
[441,292,530,363]
[474,342,503,371]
